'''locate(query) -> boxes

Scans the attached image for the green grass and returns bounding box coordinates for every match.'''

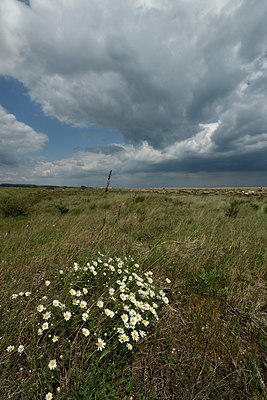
[0,187,266,399]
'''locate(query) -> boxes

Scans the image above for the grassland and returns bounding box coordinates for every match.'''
[0,186,266,399]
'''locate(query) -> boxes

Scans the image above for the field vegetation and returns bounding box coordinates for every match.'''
[0,186,266,399]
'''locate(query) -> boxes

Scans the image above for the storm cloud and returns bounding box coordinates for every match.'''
[0,0,266,185]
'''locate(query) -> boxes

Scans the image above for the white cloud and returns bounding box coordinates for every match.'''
[0,105,48,163]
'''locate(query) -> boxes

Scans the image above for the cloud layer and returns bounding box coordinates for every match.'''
[0,0,266,185]
[0,105,48,165]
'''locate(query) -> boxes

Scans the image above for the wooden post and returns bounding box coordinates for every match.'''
[105,170,112,192]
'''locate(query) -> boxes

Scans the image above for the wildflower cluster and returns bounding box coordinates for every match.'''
[7,252,171,399]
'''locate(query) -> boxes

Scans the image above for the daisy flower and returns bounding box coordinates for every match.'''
[82,313,89,321]
[69,289,76,296]
[73,299,80,306]
[6,345,14,352]
[130,317,137,326]
[76,290,82,297]
[117,327,124,334]
[42,296,48,300]
[52,336,58,343]
[119,334,129,343]
[135,314,142,323]
[59,270,64,275]
[45,280,50,287]
[162,296,169,304]
[139,330,147,338]
[46,393,53,400]
[38,328,43,335]
[109,288,115,296]
[25,292,31,296]
[80,301,87,309]
[120,293,126,301]
[43,311,51,320]
[18,345,25,354]
[96,338,106,351]
[131,330,140,342]
[19,292,24,296]
[166,278,171,283]
[83,266,88,271]
[11,294,18,299]
[121,314,128,323]
[127,343,133,350]
[97,300,103,308]
[48,359,57,370]
[63,311,71,321]
[53,300,60,307]
[42,322,49,330]
[82,328,90,337]
[82,288,88,294]
[37,304,44,312]
[142,319,149,327]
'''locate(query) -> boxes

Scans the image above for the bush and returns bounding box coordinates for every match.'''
[0,196,30,217]
[5,254,171,399]
[53,200,69,214]
[225,200,239,218]
[134,195,145,203]
[193,267,227,296]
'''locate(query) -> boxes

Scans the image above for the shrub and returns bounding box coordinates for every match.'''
[0,196,30,217]
[193,267,226,297]
[225,201,239,218]
[53,200,69,214]
[6,254,171,398]
[134,195,145,203]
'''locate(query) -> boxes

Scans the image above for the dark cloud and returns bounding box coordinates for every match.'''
[84,144,124,155]
[0,0,267,185]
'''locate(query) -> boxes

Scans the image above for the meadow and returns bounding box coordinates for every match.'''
[0,186,266,399]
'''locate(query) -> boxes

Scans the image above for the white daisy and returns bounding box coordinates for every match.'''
[82,313,89,321]
[42,322,49,330]
[53,300,60,307]
[48,359,57,370]
[43,311,51,320]
[121,314,128,323]
[63,311,71,321]
[97,300,103,308]
[80,301,87,309]
[11,294,18,299]
[52,336,58,343]
[6,345,14,352]
[18,345,25,354]
[45,280,50,286]
[96,338,106,351]
[131,330,140,342]
[45,392,53,400]
[37,304,44,312]
[82,328,90,337]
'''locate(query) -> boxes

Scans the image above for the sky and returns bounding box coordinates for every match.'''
[0,0,266,188]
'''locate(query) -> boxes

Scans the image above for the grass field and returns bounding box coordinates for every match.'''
[0,186,266,399]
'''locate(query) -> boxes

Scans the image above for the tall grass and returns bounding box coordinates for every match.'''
[0,187,266,399]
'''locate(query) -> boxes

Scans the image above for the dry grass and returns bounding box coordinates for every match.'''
[0,186,266,399]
